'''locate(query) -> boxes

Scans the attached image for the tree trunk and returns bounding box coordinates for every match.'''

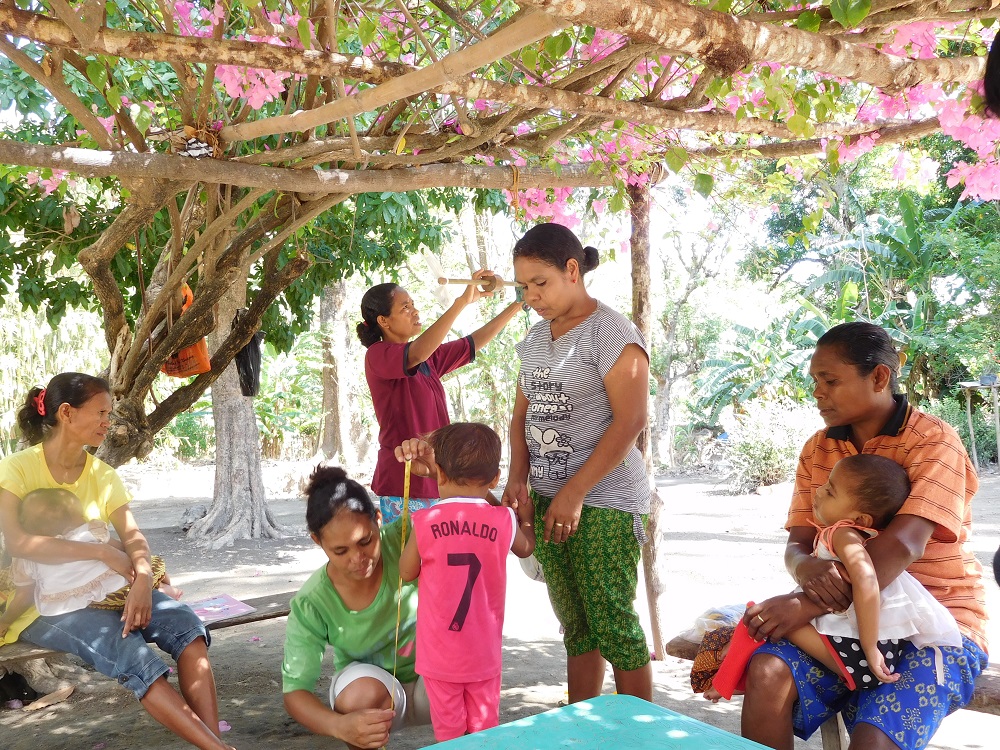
[319,280,346,460]
[628,178,667,661]
[187,266,284,548]
[346,313,372,465]
[651,373,671,468]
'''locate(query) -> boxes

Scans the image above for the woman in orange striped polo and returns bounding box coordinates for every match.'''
[738,322,988,750]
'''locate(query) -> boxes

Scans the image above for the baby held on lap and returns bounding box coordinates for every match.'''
[0,487,182,638]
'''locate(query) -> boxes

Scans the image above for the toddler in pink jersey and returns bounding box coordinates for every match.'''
[397,423,536,741]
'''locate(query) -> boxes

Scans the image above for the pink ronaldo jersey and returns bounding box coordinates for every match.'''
[412,498,516,682]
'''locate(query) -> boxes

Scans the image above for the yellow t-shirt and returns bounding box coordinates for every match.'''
[0,444,132,643]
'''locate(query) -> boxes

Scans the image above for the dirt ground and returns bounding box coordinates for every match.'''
[2,463,999,749]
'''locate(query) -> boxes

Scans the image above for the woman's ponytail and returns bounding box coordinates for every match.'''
[17,386,50,445]
[357,283,399,348]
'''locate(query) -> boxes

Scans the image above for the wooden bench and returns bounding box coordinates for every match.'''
[0,590,295,667]
[665,633,1000,750]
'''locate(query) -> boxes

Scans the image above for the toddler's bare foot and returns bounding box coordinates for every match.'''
[159,582,184,600]
[704,686,723,703]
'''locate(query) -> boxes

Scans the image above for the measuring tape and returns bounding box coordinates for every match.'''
[389,460,412,713]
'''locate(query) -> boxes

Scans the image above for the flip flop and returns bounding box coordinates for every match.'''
[23,686,74,712]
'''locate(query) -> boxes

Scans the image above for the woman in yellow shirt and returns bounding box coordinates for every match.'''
[0,372,233,750]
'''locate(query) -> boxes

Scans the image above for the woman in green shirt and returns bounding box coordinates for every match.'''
[282,466,428,749]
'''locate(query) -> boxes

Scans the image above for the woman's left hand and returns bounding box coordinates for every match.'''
[459,269,497,305]
[121,573,154,637]
[543,487,584,543]
[394,438,438,478]
[745,593,821,642]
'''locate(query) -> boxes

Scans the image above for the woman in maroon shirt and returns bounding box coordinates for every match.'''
[357,271,521,522]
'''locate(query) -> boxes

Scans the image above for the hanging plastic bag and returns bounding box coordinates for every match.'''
[232,308,264,397]
[161,284,212,378]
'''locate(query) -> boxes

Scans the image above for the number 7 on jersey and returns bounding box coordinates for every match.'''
[447,553,481,631]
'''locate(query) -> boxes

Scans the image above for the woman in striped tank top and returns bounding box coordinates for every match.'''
[739,322,989,750]
[502,222,653,705]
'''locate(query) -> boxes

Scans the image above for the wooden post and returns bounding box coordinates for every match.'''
[992,385,999,470]
[627,176,666,660]
[964,385,980,473]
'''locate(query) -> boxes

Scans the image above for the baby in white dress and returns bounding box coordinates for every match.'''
[789,454,960,689]
[0,488,181,636]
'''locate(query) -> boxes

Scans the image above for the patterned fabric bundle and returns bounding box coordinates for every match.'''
[689,625,735,693]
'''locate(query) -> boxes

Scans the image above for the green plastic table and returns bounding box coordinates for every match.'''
[435,694,768,749]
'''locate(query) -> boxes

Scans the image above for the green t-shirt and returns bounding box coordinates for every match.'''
[281,518,418,693]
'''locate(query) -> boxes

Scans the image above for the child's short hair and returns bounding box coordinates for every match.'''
[428,423,501,486]
[304,465,378,534]
[19,487,84,536]
[838,454,910,528]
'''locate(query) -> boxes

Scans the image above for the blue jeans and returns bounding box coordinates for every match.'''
[21,590,209,700]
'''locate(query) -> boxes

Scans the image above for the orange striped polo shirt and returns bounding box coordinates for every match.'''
[788,396,988,652]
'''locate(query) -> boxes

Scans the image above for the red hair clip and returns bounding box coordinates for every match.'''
[33,389,47,416]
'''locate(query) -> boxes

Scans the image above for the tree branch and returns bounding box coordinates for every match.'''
[218,10,568,142]
[0,6,412,86]
[522,0,985,91]
[0,36,117,151]
[77,181,180,355]
[693,116,940,159]
[0,139,614,191]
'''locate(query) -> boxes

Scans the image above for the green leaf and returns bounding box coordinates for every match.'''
[86,61,107,90]
[133,103,152,134]
[664,147,687,174]
[693,173,714,198]
[358,18,376,47]
[794,10,822,31]
[787,114,810,137]
[297,18,312,50]
[521,47,537,70]
[830,0,871,28]
[106,85,122,112]
[543,32,572,59]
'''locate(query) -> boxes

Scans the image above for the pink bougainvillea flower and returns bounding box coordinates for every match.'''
[891,150,911,181]
[38,170,68,196]
[947,159,1000,201]
[783,164,804,180]
[916,156,939,183]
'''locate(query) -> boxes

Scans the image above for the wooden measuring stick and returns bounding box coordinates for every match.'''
[437,276,522,292]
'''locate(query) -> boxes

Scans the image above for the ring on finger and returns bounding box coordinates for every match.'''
[755,614,765,624]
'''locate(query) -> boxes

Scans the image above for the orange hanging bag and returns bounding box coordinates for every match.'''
[160,284,212,378]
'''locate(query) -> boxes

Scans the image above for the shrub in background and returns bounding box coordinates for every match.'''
[923,397,997,465]
[723,398,821,494]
